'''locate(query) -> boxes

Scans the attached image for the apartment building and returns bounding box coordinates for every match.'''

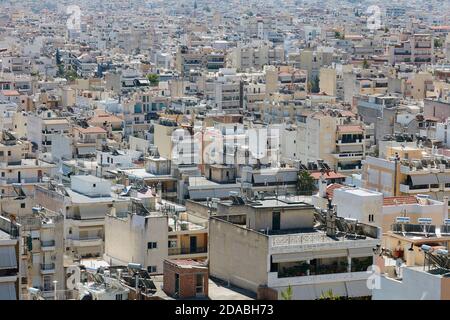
[285,111,366,173]
[388,33,434,65]
[373,221,450,299]
[104,194,208,275]
[204,69,243,113]
[328,186,449,233]
[66,126,103,159]
[230,41,284,71]
[209,196,380,300]
[175,46,226,76]
[13,207,65,299]
[362,145,450,205]
[27,113,70,153]
[0,215,21,300]
[34,175,130,258]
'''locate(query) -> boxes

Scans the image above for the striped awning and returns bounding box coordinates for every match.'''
[410,174,438,185]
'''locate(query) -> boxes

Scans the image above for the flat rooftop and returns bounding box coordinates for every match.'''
[66,189,129,204]
[120,168,175,180]
[247,197,313,209]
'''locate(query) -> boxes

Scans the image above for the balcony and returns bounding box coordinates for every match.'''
[267,271,370,287]
[335,139,363,145]
[69,237,103,247]
[332,152,364,160]
[168,247,207,257]
[40,263,55,274]
[40,240,56,251]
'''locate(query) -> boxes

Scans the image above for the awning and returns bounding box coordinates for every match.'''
[312,249,348,259]
[0,282,16,300]
[410,174,438,185]
[0,246,17,269]
[437,173,450,184]
[272,252,313,263]
[348,247,374,258]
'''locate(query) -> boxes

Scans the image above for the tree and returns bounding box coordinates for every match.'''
[56,48,62,65]
[434,38,443,48]
[362,58,370,69]
[297,170,316,195]
[147,74,159,86]
[308,75,320,93]
[65,69,78,82]
[281,285,293,300]
[56,48,64,77]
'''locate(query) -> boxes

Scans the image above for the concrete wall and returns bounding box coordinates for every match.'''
[373,267,442,300]
[209,217,269,293]
[247,207,315,232]
[104,213,168,274]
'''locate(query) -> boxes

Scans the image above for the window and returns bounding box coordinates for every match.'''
[93,184,96,188]
[369,214,374,222]
[20,203,25,208]
[7,151,11,156]
[196,273,204,295]
[147,242,157,249]
[168,240,177,248]
[147,266,157,273]
[115,294,123,300]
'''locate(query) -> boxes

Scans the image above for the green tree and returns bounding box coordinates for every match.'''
[281,285,293,300]
[297,170,316,195]
[434,38,443,48]
[308,75,320,93]
[147,73,159,86]
[362,58,370,69]
[56,48,62,65]
[334,31,341,39]
[65,69,78,82]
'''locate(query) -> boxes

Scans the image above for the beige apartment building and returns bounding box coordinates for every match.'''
[104,194,207,275]
[34,175,130,258]
[209,197,380,300]
[362,146,450,204]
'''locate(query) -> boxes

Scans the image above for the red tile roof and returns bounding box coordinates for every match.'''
[310,171,346,180]
[383,196,418,206]
[337,125,363,133]
[1,90,20,96]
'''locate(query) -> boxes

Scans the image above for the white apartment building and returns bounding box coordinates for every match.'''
[34,176,130,258]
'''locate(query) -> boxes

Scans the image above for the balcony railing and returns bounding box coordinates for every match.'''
[168,247,207,256]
